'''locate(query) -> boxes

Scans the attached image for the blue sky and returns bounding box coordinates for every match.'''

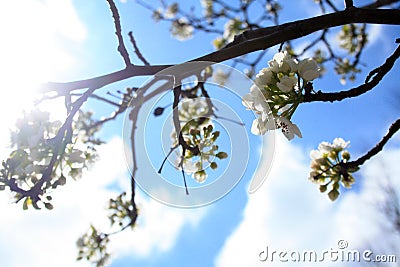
[0,0,400,267]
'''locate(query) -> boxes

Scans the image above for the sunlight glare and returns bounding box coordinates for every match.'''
[0,0,86,155]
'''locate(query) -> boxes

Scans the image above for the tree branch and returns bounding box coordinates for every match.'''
[42,8,400,95]
[128,107,139,227]
[128,31,150,66]
[172,85,200,156]
[347,118,400,168]
[363,0,400,8]
[106,0,132,67]
[200,8,400,62]
[42,65,171,94]
[17,87,97,204]
[344,0,354,9]
[303,43,400,102]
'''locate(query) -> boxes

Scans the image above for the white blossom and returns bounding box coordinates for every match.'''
[243,51,322,140]
[276,75,297,92]
[68,149,86,164]
[308,137,356,198]
[193,170,207,183]
[212,68,229,86]
[179,98,209,122]
[254,67,273,88]
[275,116,302,140]
[269,51,298,73]
[223,18,243,42]
[332,137,350,151]
[298,58,320,81]
[318,141,334,154]
[251,116,274,135]
[242,85,269,115]
[165,3,178,19]
[171,18,194,41]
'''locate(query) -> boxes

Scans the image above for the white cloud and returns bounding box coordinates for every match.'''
[367,24,383,46]
[215,135,400,267]
[110,197,208,258]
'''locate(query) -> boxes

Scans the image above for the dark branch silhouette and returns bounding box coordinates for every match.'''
[106,0,132,67]
[128,31,150,66]
[303,44,400,102]
[42,8,400,96]
[347,118,400,168]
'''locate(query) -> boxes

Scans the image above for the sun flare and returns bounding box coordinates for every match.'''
[0,0,86,154]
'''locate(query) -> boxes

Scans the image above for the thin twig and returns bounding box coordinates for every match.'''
[347,118,400,167]
[344,0,354,9]
[106,0,132,67]
[158,145,179,173]
[172,84,199,195]
[125,86,150,228]
[303,44,400,102]
[172,85,200,156]
[128,31,150,66]
[325,0,339,11]
[128,115,139,227]
[89,109,124,130]
[363,0,400,9]
[89,94,120,107]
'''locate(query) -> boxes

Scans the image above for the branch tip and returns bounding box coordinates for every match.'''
[106,0,132,67]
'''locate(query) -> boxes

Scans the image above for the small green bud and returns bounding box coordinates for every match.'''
[328,150,337,160]
[342,150,350,161]
[211,131,220,141]
[216,152,228,159]
[44,202,54,210]
[153,107,164,116]
[59,175,67,185]
[194,170,207,183]
[328,189,339,201]
[319,184,327,193]
[210,162,218,170]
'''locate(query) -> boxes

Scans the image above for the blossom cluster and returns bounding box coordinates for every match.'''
[308,138,358,201]
[171,98,227,183]
[170,18,194,41]
[213,18,243,49]
[242,51,320,140]
[0,109,101,209]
